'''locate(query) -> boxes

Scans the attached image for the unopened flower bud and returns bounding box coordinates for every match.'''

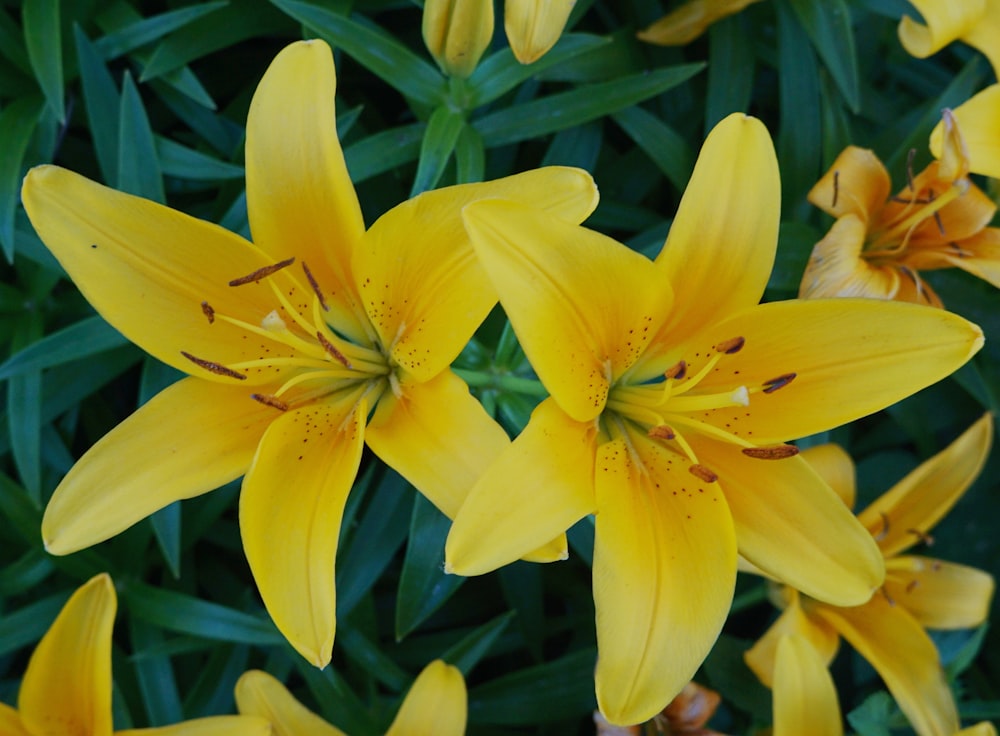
[423,0,494,78]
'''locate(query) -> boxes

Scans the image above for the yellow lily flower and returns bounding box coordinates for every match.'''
[444,112,983,726]
[898,0,1000,77]
[637,0,765,46]
[799,113,1000,306]
[931,86,1000,180]
[746,414,996,736]
[22,39,598,668]
[0,573,269,736]
[422,0,494,78]
[235,660,466,736]
[504,0,576,64]
[772,634,842,736]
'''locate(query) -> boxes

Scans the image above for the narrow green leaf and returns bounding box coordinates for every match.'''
[95,2,229,61]
[0,550,54,596]
[129,618,184,726]
[344,123,424,184]
[846,691,896,736]
[410,106,465,196]
[542,121,601,171]
[442,611,516,676]
[8,368,42,504]
[155,136,244,181]
[474,63,705,147]
[612,106,694,193]
[395,495,464,640]
[150,80,244,156]
[0,96,42,261]
[295,660,381,735]
[787,0,860,112]
[337,626,410,691]
[0,592,66,657]
[74,26,121,183]
[0,7,33,73]
[454,125,485,184]
[22,0,64,122]
[705,13,755,133]
[269,0,446,108]
[118,72,165,202]
[0,315,127,381]
[499,564,545,661]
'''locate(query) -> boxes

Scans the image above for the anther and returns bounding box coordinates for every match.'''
[229,257,296,287]
[664,360,687,380]
[905,148,916,191]
[180,351,248,380]
[906,528,935,546]
[689,464,718,483]
[715,336,745,354]
[874,512,890,541]
[648,425,676,440]
[302,261,328,311]
[832,170,839,208]
[933,209,945,235]
[201,301,215,324]
[881,587,896,607]
[251,393,289,411]
[316,331,352,368]
[741,444,799,459]
[905,579,920,594]
[762,373,796,394]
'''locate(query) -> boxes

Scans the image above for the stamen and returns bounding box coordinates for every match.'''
[181,351,248,380]
[665,360,687,380]
[881,587,896,607]
[762,373,796,394]
[689,464,718,483]
[648,425,676,440]
[905,579,920,594]
[874,512,890,541]
[905,148,916,191]
[251,393,289,411]
[201,301,215,324]
[715,336,745,354]
[317,331,352,368]
[907,528,935,546]
[933,209,945,235]
[832,170,839,208]
[229,257,295,287]
[741,444,799,459]
[302,261,329,311]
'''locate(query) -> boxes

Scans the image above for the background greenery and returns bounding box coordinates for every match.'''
[0,0,997,732]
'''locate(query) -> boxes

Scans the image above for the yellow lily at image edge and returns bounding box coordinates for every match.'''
[0,573,269,736]
[235,660,466,736]
[747,414,996,736]
[444,113,984,726]
[21,39,598,669]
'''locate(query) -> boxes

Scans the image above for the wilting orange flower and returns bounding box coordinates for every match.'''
[637,0,765,46]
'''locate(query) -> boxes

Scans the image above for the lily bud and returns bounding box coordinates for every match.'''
[504,0,575,65]
[423,0,494,78]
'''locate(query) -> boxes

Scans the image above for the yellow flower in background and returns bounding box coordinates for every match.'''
[235,660,466,736]
[0,574,269,736]
[931,86,1000,180]
[799,112,1000,306]
[423,0,494,78]
[898,0,1000,77]
[505,0,576,64]
[746,414,996,736]
[445,112,984,725]
[23,39,598,669]
[637,0,765,46]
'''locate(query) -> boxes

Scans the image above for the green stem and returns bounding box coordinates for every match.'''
[730,582,769,614]
[454,369,548,398]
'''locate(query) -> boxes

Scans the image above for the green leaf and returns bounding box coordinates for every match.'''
[787,0,860,112]
[118,71,165,202]
[129,618,184,726]
[0,550,54,596]
[337,626,410,691]
[442,611,516,676]
[22,0,65,122]
[499,564,545,661]
[268,0,446,107]
[8,366,42,504]
[542,121,601,171]
[410,106,466,196]
[612,106,695,193]
[74,26,121,183]
[847,691,896,736]
[95,2,229,61]
[295,660,381,735]
[705,12,756,132]
[0,95,42,261]
[0,592,67,657]
[0,315,128,381]
[395,494,464,640]
[454,125,485,184]
[344,123,424,184]
[473,63,705,147]
[155,136,245,181]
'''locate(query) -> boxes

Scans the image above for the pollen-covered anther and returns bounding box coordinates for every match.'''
[832,169,840,208]
[762,373,796,393]
[201,301,215,324]
[905,579,920,593]
[741,444,799,459]
[301,261,329,311]
[251,393,290,411]
[906,528,935,546]
[228,256,296,287]
[180,351,248,380]
[689,464,718,483]
[664,360,687,380]
[648,425,676,440]
[715,336,745,354]
[316,331,352,368]
[874,511,890,541]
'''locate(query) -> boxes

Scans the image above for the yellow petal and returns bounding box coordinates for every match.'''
[936,110,972,181]
[814,595,960,736]
[772,635,843,736]
[957,723,999,736]
[694,440,884,606]
[235,670,347,736]
[21,166,303,385]
[117,716,273,736]
[653,114,780,344]
[503,0,574,64]
[856,413,993,558]
[885,556,995,630]
[961,0,1000,75]
[357,167,598,382]
[240,394,367,667]
[463,199,671,422]
[798,215,901,301]
[423,0,494,78]
[931,86,1000,180]
[385,660,467,736]
[593,432,737,726]
[745,592,840,688]
[245,40,368,343]
[19,574,115,736]
[693,299,983,445]
[808,147,891,221]
[933,229,1000,289]
[43,378,274,555]
[636,0,764,46]
[799,443,856,509]
[446,398,597,576]
[897,0,985,58]
[0,703,30,736]
[366,370,510,519]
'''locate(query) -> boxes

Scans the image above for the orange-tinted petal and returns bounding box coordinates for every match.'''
[799,443,856,509]
[637,0,764,46]
[772,635,843,736]
[931,86,1000,180]
[745,593,840,688]
[799,216,900,301]
[932,229,1000,290]
[885,556,995,630]
[385,660,467,736]
[43,378,274,555]
[808,147,891,222]
[0,703,29,736]
[235,670,347,736]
